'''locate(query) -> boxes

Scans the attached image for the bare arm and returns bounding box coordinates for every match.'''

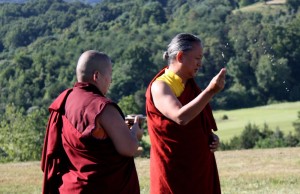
[96,104,139,157]
[151,68,226,125]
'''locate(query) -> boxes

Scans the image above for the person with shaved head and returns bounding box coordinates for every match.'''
[41,50,142,194]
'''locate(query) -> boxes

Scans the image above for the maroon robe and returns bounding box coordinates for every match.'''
[146,68,221,194]
[41,82,140,194]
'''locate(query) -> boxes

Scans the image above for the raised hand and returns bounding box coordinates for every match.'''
[207,68,226,94]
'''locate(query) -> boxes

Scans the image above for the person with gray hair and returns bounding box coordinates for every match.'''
[41,50,142,194]
[163,33,203,63]
[145,33,225,194]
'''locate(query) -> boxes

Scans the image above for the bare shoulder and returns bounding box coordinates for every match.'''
[97,103,123,124]
[151,80,170,95]
[150,79,182,121]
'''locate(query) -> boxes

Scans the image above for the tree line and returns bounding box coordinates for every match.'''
[0,0,299,162]
[220,111,300,150]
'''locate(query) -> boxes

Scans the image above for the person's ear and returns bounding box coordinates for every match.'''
[176,51,184,63]
[93,71,100,81]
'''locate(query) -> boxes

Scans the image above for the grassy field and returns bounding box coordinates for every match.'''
[233,0,287,14]
[141,101,300,145]
[0,102,299,193]
[213,101,300,142]
[0,147,299,194]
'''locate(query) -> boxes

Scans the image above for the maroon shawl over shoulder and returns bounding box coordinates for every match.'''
[41,83,139,194]
[146,68,221,194]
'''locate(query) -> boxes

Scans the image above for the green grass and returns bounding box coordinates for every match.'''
[233,0,287,15]
[0,162,42,194]
[216,147,300,194]
[1,147,300,194]
[143,101,300,143]
[213,101,300,142]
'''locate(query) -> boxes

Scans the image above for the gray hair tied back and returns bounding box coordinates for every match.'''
[164,33,202,64]
[163,51,169,61]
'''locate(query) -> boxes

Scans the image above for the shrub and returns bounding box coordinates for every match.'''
[240,123,261,149]
[220,120,300,150]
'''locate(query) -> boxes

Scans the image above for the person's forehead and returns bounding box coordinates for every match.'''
[188,43,203,54]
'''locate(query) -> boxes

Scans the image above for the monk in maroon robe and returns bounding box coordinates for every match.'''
[41,50,142,194]
[146,33,226,194]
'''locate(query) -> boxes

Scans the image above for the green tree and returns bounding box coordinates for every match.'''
[286,0,300,13]
[139,2,166,25]
[240,0,252,7]
[0,104,47,162]
[255,56,290,101]
[109,44,156,101]
[118,95,140,116]
[268,15,300,101]
[225,13,263,106]
[0,0,298,120]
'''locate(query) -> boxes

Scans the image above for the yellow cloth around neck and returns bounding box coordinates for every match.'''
[156,69,185,97]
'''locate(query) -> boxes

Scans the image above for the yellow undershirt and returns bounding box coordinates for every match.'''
[156,69,185,97]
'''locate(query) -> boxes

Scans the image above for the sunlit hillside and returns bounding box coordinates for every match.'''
[214,101,300,142]
[233,0,287,14]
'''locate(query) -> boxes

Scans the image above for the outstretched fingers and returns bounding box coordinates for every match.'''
[207,68,227,93]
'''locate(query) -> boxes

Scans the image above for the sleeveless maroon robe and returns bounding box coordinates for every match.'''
[146,68,221,194]
[41,82,140,194]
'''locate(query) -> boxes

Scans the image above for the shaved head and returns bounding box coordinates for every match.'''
[76,50,111,82]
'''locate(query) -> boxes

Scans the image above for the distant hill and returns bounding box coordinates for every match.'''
[214,101,300,141]
[234,0,287,14]
[0,0,25,3]
[0,0,102,4]
[64,0,102,4]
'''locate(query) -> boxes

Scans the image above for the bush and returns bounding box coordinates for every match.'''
[220,119,300,150]
[220,135,242,150]
[0,104,47,162]
[284,132,299,147]
[240,123,261,149]
[222,114,228,120]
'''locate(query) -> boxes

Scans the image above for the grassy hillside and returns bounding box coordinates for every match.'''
[233,0,287,14]
[213,101,300,142]
[141,101,299,145]
[0,147,299,194]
